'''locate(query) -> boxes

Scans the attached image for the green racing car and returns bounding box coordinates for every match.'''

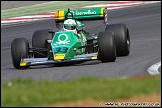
[11,7,130,69]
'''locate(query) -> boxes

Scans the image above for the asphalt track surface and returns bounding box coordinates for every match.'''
[1,3,161,82]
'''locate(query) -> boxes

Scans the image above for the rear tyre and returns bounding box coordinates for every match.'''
[32,29,54,58]
[11,38,29,69]
[105,24,130,56]
[98,31,116,62]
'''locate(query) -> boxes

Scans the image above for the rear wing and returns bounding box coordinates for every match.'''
[55,7,108,25]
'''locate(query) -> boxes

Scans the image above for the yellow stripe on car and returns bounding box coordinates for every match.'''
[92,56,97,60]
[55,10,64,21]
[54,54,65,60]
[100,8,104,17]
[20,62,28,66]
[59,10,64,20]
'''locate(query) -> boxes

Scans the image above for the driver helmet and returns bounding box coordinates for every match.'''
[63,19,77,33]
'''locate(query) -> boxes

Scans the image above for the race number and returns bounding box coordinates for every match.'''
[54,47,68,54]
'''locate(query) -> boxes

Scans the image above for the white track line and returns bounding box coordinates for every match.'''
[147,62,161,75]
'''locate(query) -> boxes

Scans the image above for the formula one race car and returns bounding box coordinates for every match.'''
[11,7,130,69]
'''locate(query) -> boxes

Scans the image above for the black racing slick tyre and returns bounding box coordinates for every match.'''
[32,29,53,58]
[105,24,130,56]
[98,31,116,62]
[11,38,29,69]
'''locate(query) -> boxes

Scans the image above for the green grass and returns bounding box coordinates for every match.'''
[1,1,113,19]
[1,75,161,107]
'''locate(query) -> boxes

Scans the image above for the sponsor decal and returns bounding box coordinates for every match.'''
[30,60,55,64]
[56,34,70,44]
[71,57,87,60]
[72,10,97,15]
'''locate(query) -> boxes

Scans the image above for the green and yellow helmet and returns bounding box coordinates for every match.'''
[63,19,77,31]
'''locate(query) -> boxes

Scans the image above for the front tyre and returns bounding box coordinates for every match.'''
[98,31,116,62]
[11,38,29,69]
[32,29,53,58]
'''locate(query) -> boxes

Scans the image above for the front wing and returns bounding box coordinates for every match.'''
[20,53,98,67]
